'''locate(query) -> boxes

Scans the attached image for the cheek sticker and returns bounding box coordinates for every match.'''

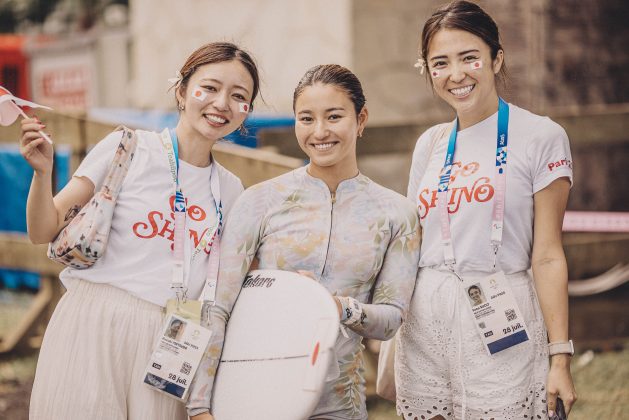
[430,69,441,78]
[469,60,483,70]
[239,103,250,113]
[191,86,208,101]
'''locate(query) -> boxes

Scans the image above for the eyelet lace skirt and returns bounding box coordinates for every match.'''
[395,268,550,420]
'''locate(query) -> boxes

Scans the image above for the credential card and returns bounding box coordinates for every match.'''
[143,313,212,401]
[462,271,529,355]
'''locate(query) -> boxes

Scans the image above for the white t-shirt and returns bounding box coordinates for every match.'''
[408,104,573,275]
[60,130,244,306]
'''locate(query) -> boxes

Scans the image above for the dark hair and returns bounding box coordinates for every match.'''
[293,64,366,116]
[176,42,260,109]
[421,1,507,85]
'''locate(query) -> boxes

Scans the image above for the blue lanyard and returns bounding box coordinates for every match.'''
[439,98,509,193]
[437,98,510,268]
[169,129,186,213]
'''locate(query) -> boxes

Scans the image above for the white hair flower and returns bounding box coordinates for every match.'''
[168,70,183,88]
[413,58,426,75]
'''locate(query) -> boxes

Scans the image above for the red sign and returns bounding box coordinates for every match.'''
[37,66,90,109]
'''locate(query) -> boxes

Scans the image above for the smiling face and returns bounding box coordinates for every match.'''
[176,60,254,144]
[294,83,367,183]
[427,28,503,127]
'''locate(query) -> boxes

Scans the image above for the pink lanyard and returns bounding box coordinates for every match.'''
[437,98,509,270]
[160,129,223,304]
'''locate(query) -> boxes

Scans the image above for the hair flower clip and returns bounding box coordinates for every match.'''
[168,70,183,88]
[413,58,426,74]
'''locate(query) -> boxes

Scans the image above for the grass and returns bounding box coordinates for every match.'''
[1,290,627,419]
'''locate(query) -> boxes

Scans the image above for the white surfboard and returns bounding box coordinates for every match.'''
[211,269,340,420]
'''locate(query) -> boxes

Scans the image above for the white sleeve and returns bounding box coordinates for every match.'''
[73,130,124,192]
[407,125,442,201]
[528,118,574,193]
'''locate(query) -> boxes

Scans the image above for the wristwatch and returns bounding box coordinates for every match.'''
[340,296,364,327]
[548,340,574,356]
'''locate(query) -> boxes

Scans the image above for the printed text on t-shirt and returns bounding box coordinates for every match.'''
[547,158,572,172]
[417,161,494,219]
[132,195,213,253]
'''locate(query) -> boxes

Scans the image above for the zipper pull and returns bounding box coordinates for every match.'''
[330,191,336,204]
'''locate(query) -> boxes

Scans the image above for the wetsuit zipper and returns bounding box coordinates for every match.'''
[320,191,336,278]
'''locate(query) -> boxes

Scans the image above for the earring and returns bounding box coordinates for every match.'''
[178,103,185,111]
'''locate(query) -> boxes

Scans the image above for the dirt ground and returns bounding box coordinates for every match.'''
[2,348,628,419]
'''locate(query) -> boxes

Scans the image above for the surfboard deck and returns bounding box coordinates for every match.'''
[211,269,340,420]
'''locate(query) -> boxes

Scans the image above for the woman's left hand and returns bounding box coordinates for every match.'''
[546,354,577,417]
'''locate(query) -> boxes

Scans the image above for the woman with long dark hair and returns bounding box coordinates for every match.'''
[396,2,577,419]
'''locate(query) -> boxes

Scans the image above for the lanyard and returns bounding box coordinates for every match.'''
[159,128,223,304]
[437,98,509,269]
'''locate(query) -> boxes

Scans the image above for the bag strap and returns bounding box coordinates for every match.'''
[98,126,138,199]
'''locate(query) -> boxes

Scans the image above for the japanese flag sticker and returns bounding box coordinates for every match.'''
[470,60,483,70]
[431,69,441,78]
[239,103,250,113]
[191,86,208,101]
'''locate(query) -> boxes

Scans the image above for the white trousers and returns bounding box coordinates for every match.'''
[30,278,188,420]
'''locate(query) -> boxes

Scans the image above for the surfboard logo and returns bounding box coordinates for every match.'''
[242,274,276,288]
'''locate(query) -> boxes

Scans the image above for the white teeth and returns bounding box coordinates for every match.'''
[450,85,474,96]
[206,114,226,124]
[313,143,334,151]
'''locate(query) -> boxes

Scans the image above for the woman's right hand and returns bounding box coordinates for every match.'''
[20,117,53,175]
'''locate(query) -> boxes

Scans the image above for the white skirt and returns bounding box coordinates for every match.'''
[395,267,550,420]
[29,278,188,420]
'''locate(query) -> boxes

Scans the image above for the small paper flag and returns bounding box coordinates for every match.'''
[0,86,53,144]
[0,86,51,126]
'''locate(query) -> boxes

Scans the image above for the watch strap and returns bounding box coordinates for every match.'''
[548,339,574,356]
[339,296,363,328]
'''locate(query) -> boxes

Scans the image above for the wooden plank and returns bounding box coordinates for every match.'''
[0,233,63,276]
[0,276,53,353]
[213,143,302,187]
[563,233,629,280]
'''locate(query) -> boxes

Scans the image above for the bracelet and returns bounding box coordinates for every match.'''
[548,340,574,356]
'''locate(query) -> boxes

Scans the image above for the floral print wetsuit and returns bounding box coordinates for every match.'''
[190,166,420,419]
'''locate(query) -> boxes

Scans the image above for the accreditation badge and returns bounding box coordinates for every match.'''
[462,271,529,355]
[143,309,212,401]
